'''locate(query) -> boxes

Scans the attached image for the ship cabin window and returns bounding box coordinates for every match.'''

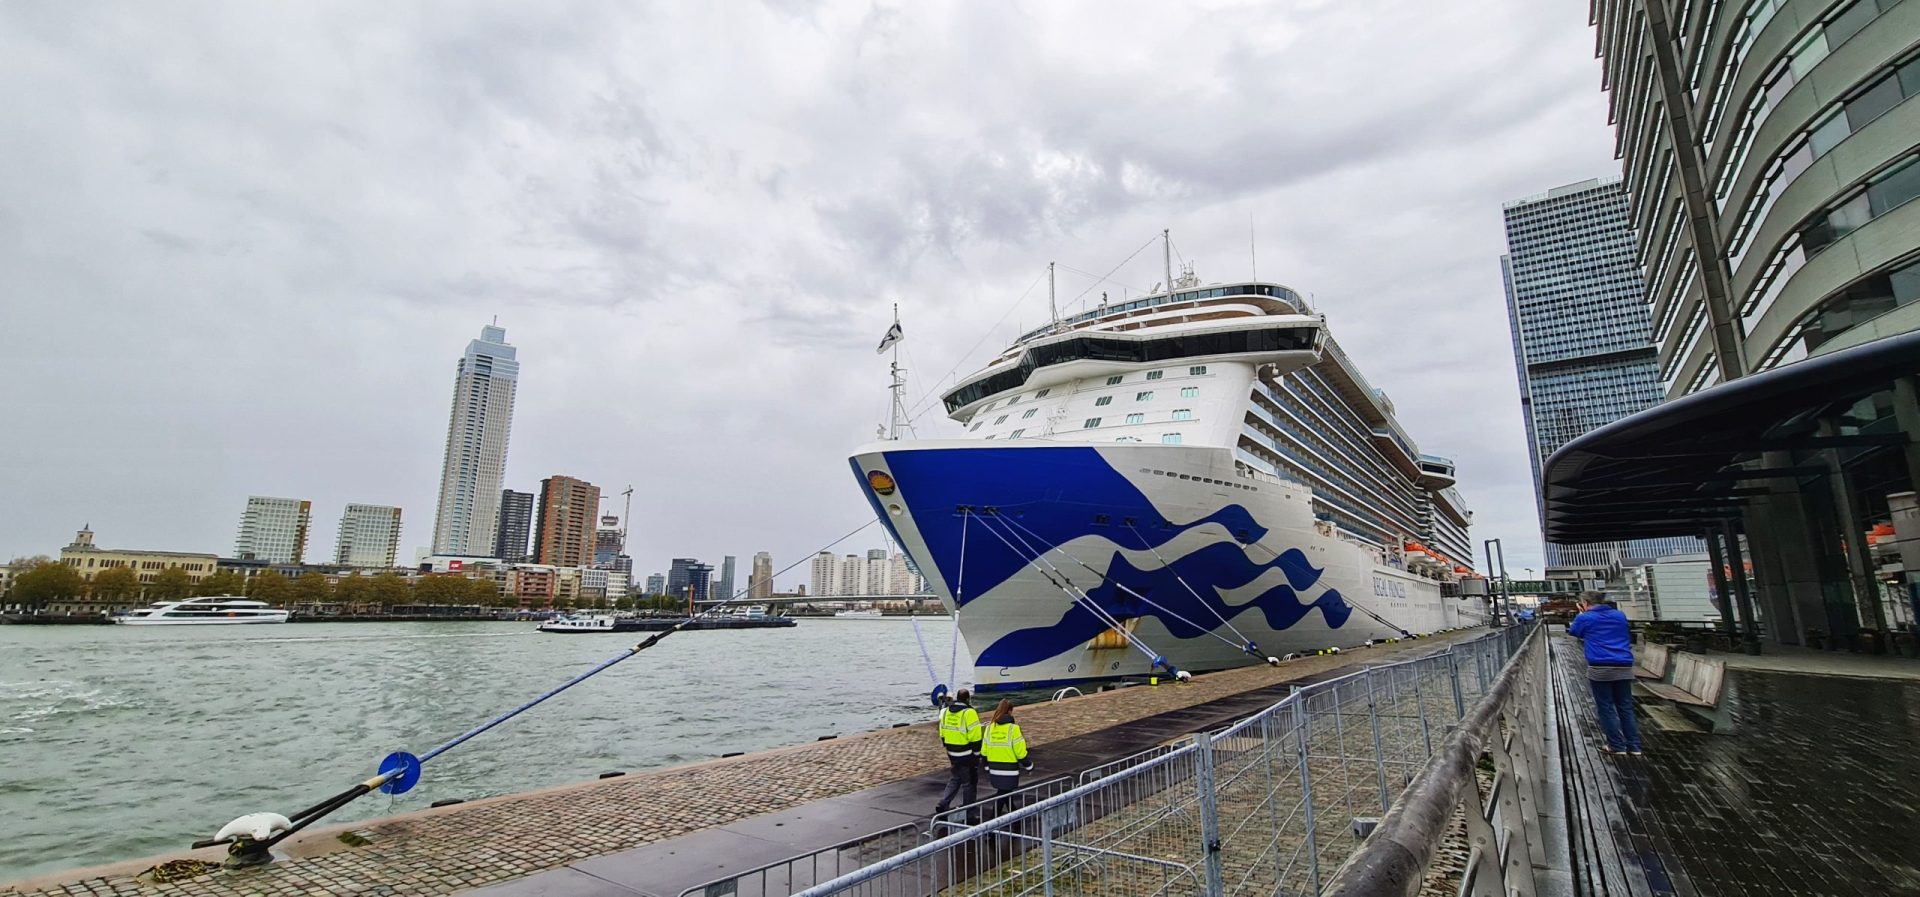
[1010,428,1027,439]
[1035,388,1051,398]
[1116,436,1143,442]
[1181,387,1199,398]
[970,421,984,431]
[1006,395,1019,406]
[1189,366,1208,375]
[994,415,1009,425]
[1125,413,1144,424]
[1106,375,1124,385]
[1084,417,1102,428]
[1162,433,1183,444]
[1136,391,1154,402]
[981,401,996,412]
[1146,370,1164,380]
[1093,514,1110,525]
[1095,396,1113,406]
[1172,409,1193,421]
[1022,409,1038,419]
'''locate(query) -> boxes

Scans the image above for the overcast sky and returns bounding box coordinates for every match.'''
[1,0,1623,582]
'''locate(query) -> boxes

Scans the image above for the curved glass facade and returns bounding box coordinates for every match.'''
[1595,0,1920,393]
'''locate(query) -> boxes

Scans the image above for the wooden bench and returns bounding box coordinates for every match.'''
[1635,643,1671,680]
[1639,651,1725,708]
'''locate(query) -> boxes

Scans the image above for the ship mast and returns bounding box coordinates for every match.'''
[1163,229,1173,298]
[887,302,909,441]
[1048,261,1058,326]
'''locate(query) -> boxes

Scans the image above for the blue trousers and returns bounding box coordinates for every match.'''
[1589,678,1642,752]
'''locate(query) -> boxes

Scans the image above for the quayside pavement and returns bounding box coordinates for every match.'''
[2,630,1482,897]
[1552,632,1920,897]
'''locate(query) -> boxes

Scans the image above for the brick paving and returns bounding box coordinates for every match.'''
[2,632,1479,897]
[1554,633,1920,897]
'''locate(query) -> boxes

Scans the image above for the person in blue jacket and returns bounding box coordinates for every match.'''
[1567,593,1643,755]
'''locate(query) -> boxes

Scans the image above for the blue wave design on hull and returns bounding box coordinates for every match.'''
[849,445,1351,669]
[854,447,1270,604]
[977,545,1351,667]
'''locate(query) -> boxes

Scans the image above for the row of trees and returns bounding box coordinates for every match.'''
[3,556,504,610]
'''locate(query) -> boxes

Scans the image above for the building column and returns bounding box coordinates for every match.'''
[1746,450,1813,645]
[1894,377,1920,491]
[1704,528,1737,638]
[1723,521,1763,654]
[1820,417,1892,645]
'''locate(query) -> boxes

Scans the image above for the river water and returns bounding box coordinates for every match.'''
[0,618,965,881]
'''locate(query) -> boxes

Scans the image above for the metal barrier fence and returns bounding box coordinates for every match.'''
[742,625,1541,897]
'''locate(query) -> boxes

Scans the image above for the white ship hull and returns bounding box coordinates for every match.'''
[114,613,290,625]
[852,440,1473,690]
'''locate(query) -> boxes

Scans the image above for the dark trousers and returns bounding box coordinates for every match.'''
[936,755,977,811]
[1589,678,1642,751]
[988,771,1021,795]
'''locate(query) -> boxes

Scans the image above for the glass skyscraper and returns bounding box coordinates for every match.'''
[1502,179,1699,571]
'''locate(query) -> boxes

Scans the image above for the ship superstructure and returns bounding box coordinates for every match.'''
[852,257,1481,690]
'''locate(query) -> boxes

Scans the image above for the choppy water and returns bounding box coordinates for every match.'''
[0,618,963,881]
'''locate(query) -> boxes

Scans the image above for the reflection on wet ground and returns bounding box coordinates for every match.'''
[1555,634,1920,896]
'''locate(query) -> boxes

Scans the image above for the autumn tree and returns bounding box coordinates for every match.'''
[413,575,467,605]
[334,576,371,608]
[150,567,194,601]
[464,577,502,607]
[370,572,411,608]
[195,570,248,597]
[247,569,292,604]
[89,567,140,603]
[292,572,332,605]
[11,561,84,607]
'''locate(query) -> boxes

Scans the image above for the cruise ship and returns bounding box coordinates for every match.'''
[851,253,1481,691]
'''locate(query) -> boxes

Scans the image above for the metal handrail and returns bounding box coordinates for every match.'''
[1320,624,1546,897]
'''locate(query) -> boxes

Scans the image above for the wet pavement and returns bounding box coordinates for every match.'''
[1553,634,1920,897]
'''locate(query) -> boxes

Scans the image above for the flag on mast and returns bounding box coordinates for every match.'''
[875,321,904,354]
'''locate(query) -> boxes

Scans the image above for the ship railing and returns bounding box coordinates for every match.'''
[784,623,1545,897]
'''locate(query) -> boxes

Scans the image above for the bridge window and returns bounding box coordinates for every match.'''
[1146,370,1163,380]
[1106,375,1124,385]
[1035,388,1051,398]
[1189,366,1207,375]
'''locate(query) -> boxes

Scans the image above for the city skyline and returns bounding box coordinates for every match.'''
[0,2,1632,575]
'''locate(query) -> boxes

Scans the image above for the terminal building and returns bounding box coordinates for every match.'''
[1554,1,1920,649]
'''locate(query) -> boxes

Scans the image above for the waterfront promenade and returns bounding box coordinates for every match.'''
[1,632,1479,897]
[1552,633,1920,897]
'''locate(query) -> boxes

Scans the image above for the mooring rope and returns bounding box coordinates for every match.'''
[993,512,1250,656]
[201,517,881,855]
[971,512,1176,674]
[1119,520,1263,655]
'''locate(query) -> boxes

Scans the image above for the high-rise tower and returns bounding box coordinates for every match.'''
[235,496,312,564]
[749,551,773,600]
[335,504,402,568]
[533,475,600,568]
[493,489,534,563]
[1502,179,1699,573]
[431,324,519,557]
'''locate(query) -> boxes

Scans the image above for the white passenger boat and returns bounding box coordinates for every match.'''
[537,614,618,633]
[114,596,291,625]
[851,244,1484,690]
[833,608,885,619]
